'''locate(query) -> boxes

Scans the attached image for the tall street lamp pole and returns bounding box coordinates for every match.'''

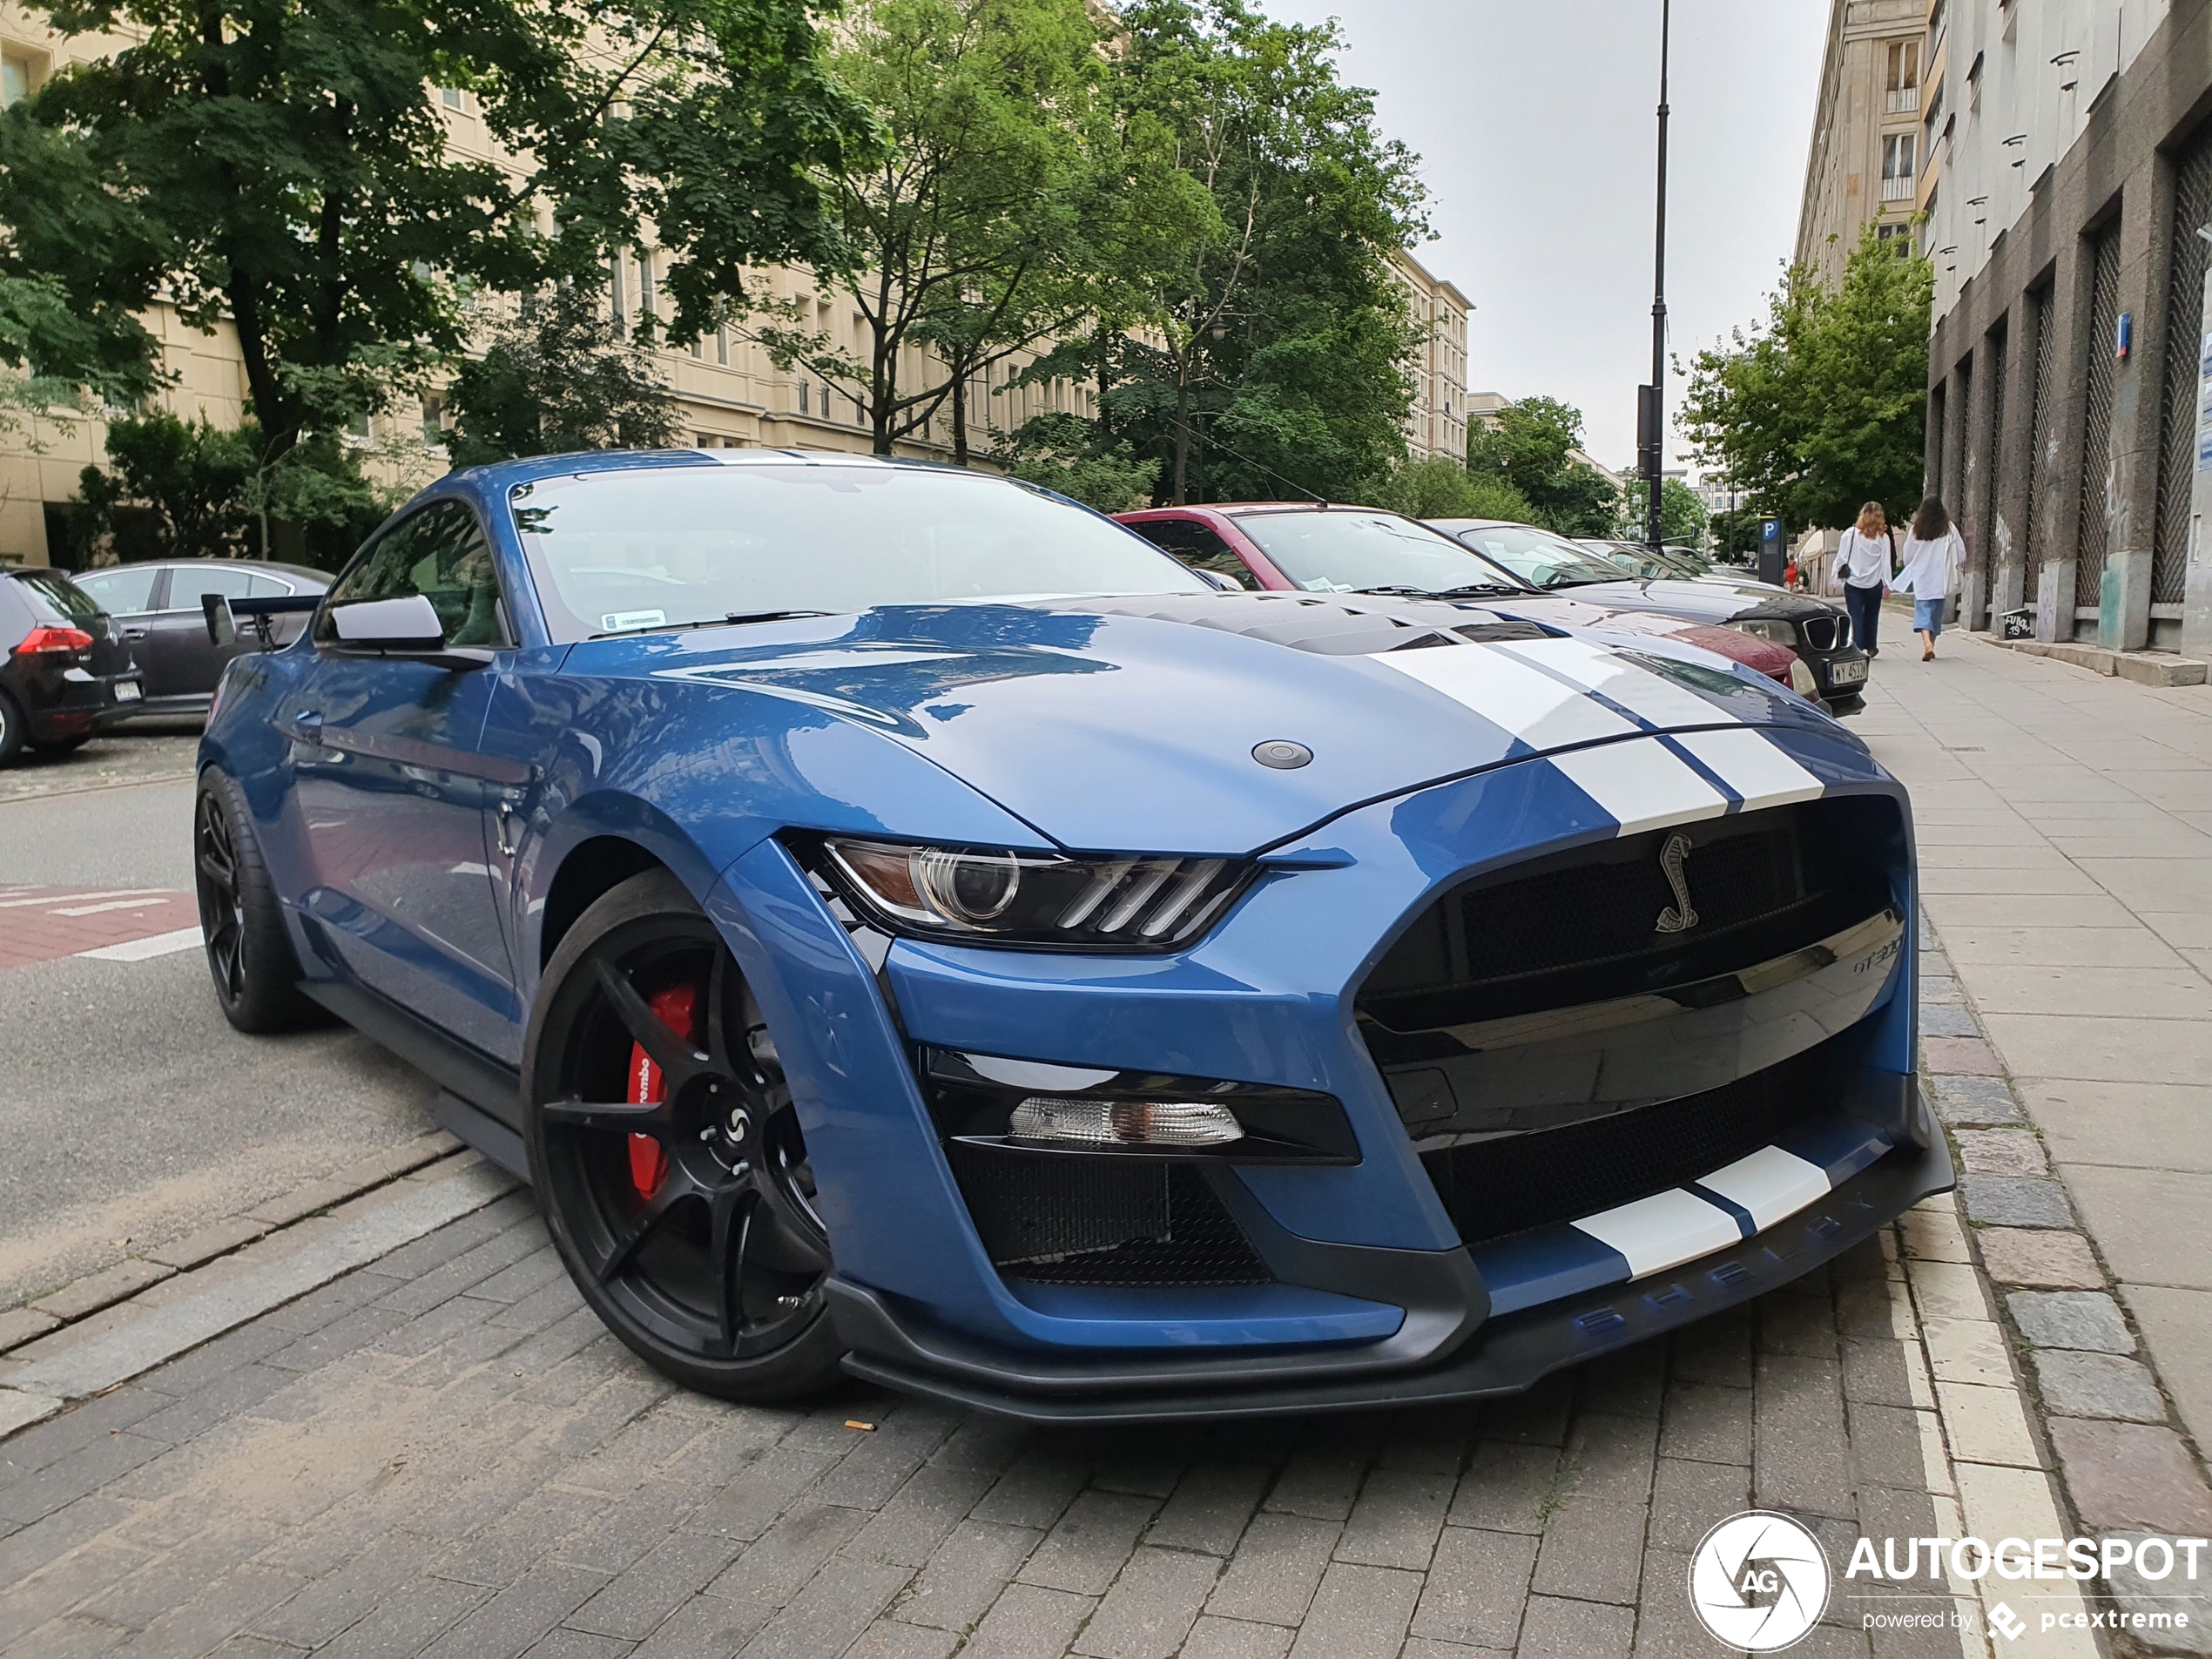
[1642,0,1671,552]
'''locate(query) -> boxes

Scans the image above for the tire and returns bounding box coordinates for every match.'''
[523,869,845,1402]
[194,769,327,1033]
[0,691,24,768]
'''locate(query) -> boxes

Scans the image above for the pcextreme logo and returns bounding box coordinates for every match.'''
[1688,1512,1831,1651]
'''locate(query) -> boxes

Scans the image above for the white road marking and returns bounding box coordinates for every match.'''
[78,927,205,961]
[0,887,171,909]
[1571,1187,1745,1278]
[53,896,173,917]
[1670,728,1826,811]
[1550,738,1730,836]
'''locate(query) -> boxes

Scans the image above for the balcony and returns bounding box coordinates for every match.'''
[1881,175,1916,201]
[1885,85,1920,115]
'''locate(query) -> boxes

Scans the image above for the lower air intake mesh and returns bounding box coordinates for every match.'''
[946,1143,1270,1287]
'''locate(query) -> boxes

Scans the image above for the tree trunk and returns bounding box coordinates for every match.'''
[1170,366,1191,505]
[950,371,968,468]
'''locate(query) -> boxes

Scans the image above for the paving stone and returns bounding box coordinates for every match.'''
[958,1582,1094,1659]
[1918,1002,1982,1037]
[1074,1544,1219,1658]
[838,1621,959,1659]
[316,1575,495,1659]
[0,1532,153,1644]
[249,1529,439,1649]
[117,1561,308,1659]
[1015,1488,1157,1596]
[1846,1403,1939,1492]
[2101,1532,2212,1656]
[1751,1354,1852,1521]
[1204,1514,1340,1627]
[1923,1035,2002,1075]
[732,1554,911,1659]
[1841,1338,1921,1407]
[83,1521,285,1631]
[1960,1175,2074,1229]
[1333,1467,1452,1570]
[30,1259,177,1323]
[1516,1594,1635,1659]
[415,1561,612,1659]
[843,1459,997,1569]
[2006,1290,2134,1353]
[894,1519,1042,1632]
[0,1430,168,1524]
[969,1452,1089,1531]
[566,1531,742,1641]
[1953,1129,2047,1177]
[2032,1352,2169,1422]
[1478,1375,1575,1445]
[1529,1494,1646,1606]
[0,1306,62,1352]
[1180,1615,1292,1659]
[686,1446,843,1542]
[1978,1228,2105,1287]
[2048,1420,2212,1534]
[1284,1561,1420,1659]
[521,1630,634,1659]
[1667,1313,1753,1389]
[703,1502,869,1619]
[1408,1526,1534,1649]
[1147,1461,1269,1556]
[1645,1458,1749,1555]
[1576,1346,1666,1420]
[1447,1440,1560,1536]
[1928,1074,2024,1126]
[1263,1444,1371,1522]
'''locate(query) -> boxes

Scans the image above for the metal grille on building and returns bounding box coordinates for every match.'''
[1979,325,2006,626]
[2077,228,2124,617]
[2023,287,2054,605]
[2154,124,2212,609]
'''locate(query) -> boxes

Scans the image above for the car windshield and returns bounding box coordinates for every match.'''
[1230,510,1529,596]
[11,570,100,624]
[510,462,1208,641]
[1441,524,1626,590]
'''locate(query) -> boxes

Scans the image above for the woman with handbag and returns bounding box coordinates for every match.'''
[1831,502,1894,657]
[1894,496,1966,660]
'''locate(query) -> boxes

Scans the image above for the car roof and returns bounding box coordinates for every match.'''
[448,446,1002,491]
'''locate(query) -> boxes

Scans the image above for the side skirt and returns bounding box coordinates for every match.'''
[300,978,529,1181]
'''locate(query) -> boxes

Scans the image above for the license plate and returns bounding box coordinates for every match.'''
[1830,658,1868,685]
[112,679,142,703]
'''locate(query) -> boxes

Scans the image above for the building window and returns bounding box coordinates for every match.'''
[638,252,655,321]
[1885,41,1919,113]
[1882,133,1917,200]
[799,380,810,415]
[609,257,626,334]
[439,86,469,112]
[716,325,729,366]
[2,50,32,107]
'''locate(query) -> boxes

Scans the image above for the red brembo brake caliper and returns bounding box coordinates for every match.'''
[626,984,701,1197]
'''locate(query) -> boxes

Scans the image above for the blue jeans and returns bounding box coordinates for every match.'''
[1844,581,1884,653]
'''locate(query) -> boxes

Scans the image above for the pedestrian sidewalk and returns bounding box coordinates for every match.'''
[1859,630,2212,1549]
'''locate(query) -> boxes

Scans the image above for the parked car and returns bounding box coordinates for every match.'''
[197,451,1946,1417]
[1118,505,1817,698]
[1437,521,1871,716]
[0,566,145,765]
[71,559,329,718]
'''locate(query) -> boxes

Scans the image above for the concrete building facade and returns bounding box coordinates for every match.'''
[1797,0,1932,286]
[1916,0,2212,655]
[1390,249,1471,462]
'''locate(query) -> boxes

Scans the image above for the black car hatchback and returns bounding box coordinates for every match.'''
[0,567,145,765]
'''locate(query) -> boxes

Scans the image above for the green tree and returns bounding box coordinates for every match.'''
[447,286,679,465]
[1364,456,1534,523]
[1678,223,1932,530]
[1464,395,1620,538]
[997,411,1159,512]
[0,0,868,470]
[1618,476,1708,545]
[752,0,1123,458]
[73,412,257,561]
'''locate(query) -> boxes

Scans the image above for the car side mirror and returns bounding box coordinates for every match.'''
[327,594,492,670]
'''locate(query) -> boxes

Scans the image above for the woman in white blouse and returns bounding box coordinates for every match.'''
[1893,496,1966,661]
[1831,502,1896,658]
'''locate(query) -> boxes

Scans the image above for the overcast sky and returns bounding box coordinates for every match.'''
[1262,0,1828,476]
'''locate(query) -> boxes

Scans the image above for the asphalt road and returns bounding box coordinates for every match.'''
[0,727,442,1310]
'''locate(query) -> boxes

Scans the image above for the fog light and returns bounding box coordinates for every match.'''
[1008,1096,1244,1148]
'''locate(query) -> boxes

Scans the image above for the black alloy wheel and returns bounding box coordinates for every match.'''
[193,770,325,1033]
[0,690,24,767]
[523,870,843,1401]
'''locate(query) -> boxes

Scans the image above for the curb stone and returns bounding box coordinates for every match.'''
[1919,904,2212,1653]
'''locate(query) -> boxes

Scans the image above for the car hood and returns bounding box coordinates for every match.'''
[576,590,1845,856]
[1547,578,1835,627]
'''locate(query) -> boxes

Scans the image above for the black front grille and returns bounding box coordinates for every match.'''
[1800,614,1839,652]
[1420,1044,1828,1245]
[1360,801,1887,1035]
[946,1143,1270,1287]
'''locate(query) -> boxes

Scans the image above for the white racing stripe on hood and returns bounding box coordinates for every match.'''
[1551,738,1728,836]
[1696,1145,1831,1232]
[1368,644,1636,749]
[1571,1188,1743,1278]
[1497,637,1743,731]
[1670,728,1825,812]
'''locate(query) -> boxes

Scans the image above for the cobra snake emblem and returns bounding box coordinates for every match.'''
[1654,832,1699,934]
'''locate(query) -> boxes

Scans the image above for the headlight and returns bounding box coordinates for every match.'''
[817,837,1251,949]
[1731,618,1799,647]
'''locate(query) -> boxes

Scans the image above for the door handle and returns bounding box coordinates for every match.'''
[123,626,148,639]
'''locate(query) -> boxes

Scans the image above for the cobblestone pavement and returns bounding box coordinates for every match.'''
[0,728,199,806]
[0,1181,2008,1659]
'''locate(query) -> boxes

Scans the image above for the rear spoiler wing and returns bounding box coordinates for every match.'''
[204,591,321,648]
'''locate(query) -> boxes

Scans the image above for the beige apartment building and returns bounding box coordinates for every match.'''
[1797,0,1931,285]
[1390,249,1471,462]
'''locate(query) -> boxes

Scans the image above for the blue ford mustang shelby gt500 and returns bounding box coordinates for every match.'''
[194,449,1950,1420]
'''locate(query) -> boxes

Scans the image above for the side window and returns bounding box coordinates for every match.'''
[75,565,161,614]
[172,565,258,609]
[1127,519,1259,590]
[243,573,294,598]
[318,502,507,648]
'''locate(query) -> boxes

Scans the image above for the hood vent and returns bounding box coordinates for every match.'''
[1033,592,1554,657]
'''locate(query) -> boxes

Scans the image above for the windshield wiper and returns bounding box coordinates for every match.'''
[590,609,834,640]
[1426,582,1528,599]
